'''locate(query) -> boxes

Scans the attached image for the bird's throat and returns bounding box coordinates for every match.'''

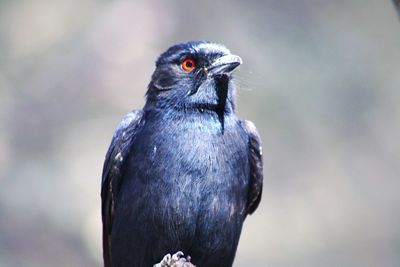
[215,74,230,134]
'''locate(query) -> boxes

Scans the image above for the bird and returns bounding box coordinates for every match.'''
[101,41,263,267]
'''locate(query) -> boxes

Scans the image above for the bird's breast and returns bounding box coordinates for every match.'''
[137,114,249,185]
[121,114,249,248]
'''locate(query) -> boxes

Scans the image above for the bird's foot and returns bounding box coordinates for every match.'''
[153,251,195,267]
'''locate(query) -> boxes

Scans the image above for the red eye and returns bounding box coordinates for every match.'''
[181,58,196,72]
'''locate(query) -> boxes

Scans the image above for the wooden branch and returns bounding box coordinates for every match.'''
[153,251,196,267]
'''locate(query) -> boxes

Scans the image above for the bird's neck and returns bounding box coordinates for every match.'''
[144,104,236,131]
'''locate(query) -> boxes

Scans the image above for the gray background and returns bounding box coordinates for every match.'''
[1,1,400,266]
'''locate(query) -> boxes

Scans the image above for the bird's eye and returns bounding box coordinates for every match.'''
[181,58,196,72]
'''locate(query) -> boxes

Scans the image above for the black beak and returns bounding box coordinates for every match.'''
[208,54,242,76]
[188,54,242,96]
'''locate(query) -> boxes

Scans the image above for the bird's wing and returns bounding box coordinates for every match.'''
[243,120,263,215]
[101,110,144,267]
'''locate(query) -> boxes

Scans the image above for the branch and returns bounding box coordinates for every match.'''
[153,251,196,267]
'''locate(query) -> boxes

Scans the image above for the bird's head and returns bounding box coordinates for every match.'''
[145,41,242,117]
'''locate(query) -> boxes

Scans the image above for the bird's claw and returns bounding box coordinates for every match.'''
[154,251,194,267]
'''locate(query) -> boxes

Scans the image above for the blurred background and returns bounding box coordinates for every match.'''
[1,1,400,266]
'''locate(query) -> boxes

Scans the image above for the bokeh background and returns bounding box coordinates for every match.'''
[1,1,400,266]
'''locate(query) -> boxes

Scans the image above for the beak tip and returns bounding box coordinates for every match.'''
[237,56,243,65]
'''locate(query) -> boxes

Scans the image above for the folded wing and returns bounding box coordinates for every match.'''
[101,110,144,267]
[243,120,263,215]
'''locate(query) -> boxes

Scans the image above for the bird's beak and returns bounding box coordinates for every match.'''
[208,54,242,76]
[188,54,242,96]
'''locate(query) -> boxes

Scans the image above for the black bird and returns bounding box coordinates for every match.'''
[101,41,263,267]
